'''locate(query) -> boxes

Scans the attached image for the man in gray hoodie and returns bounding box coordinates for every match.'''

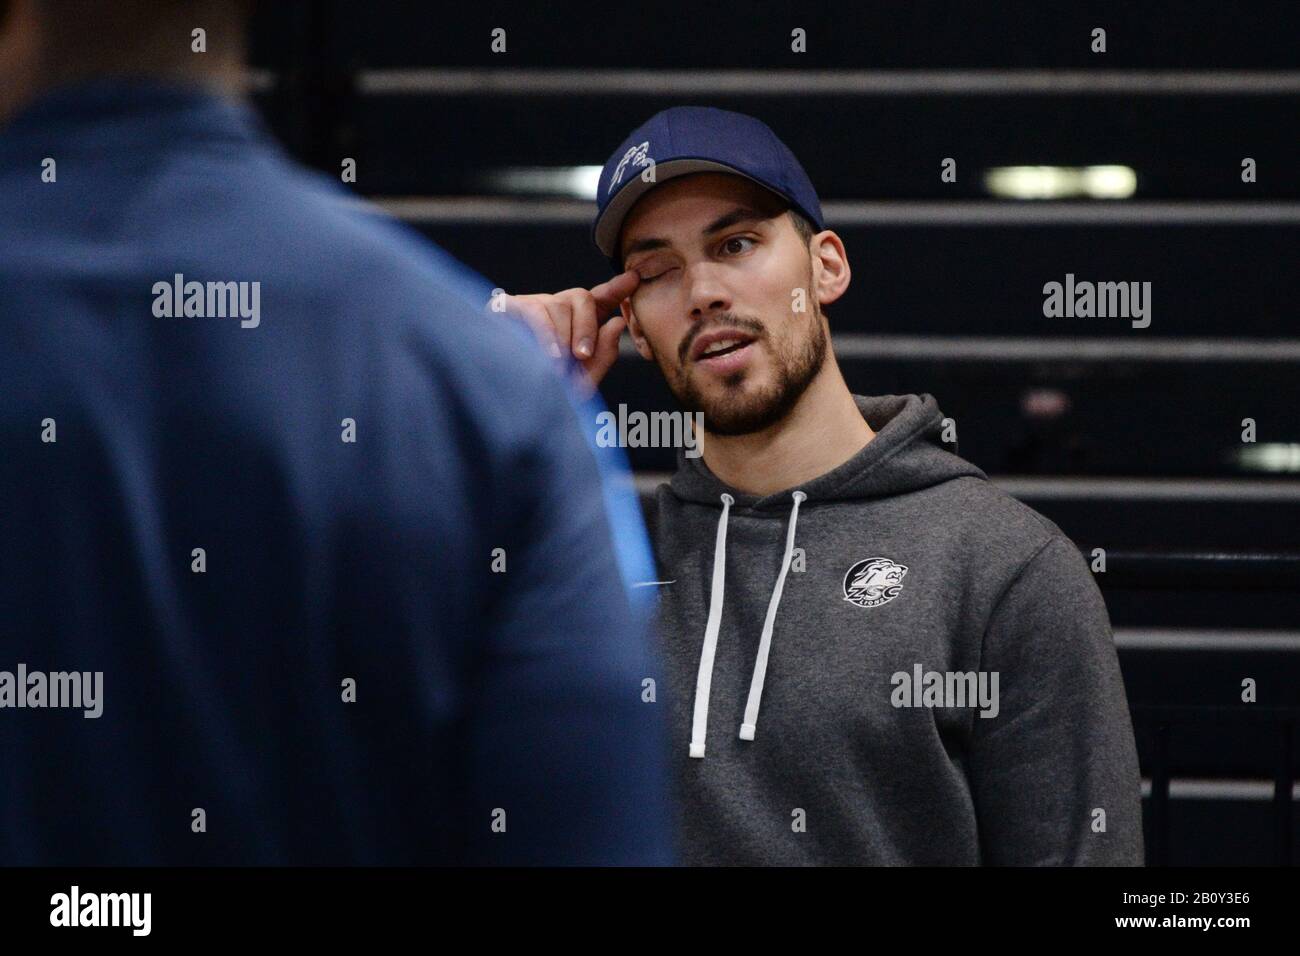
[508,106,1144,866]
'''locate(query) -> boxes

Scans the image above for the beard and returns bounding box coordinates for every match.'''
[655,298,829,437]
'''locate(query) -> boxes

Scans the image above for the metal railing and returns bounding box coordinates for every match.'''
[1133,706,1296,866]
[1100,550,1300,866]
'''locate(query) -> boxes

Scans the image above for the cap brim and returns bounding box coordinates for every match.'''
[593,159,794,259]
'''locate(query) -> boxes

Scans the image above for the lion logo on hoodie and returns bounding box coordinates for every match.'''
[842,557,908,608]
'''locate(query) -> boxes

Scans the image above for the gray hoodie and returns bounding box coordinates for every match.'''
[644,393,1144,865]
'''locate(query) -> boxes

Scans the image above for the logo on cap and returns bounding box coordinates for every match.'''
[608,141,653,195]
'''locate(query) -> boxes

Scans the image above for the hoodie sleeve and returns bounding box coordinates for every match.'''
[966,534,1145,865]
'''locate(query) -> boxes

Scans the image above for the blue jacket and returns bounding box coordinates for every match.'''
[0,79,671,865]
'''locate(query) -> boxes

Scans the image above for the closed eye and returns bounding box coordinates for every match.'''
[639,266,679,284]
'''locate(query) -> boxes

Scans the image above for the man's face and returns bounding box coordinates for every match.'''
[619,172,829,436]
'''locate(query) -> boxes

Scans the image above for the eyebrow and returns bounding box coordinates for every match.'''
[622,206,771,261]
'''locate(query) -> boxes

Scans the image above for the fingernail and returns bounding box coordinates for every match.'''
[549,341,562,359]
[576,338,593,358]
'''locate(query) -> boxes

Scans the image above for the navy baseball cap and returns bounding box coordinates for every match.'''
[591,106,825,264]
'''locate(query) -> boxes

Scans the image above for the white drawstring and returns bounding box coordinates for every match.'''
[740,490,805,742]
[690,493,733,758]
[688,490,806,758]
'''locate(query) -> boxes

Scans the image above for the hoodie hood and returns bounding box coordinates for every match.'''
[667,393,988,512]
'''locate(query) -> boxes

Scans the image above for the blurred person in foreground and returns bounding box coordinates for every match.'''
[0,0,671,865]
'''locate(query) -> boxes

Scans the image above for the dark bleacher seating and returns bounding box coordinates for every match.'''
[247,0,1300,865]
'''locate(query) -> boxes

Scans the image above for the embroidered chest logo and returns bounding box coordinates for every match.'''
[842,557,909,608]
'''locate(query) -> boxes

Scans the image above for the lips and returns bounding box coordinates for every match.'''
[689,328,758,363]
[695,340,755,375]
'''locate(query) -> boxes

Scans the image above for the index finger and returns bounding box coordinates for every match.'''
[588,269,640,317]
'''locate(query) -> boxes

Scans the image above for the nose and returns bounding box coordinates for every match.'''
[686,262,732,320]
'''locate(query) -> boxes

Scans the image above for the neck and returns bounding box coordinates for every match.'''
[699,350,875,496]
[2,63,243,126]
[40,59,245,96]
[0,6,247,126]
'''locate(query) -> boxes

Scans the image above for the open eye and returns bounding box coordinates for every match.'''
[721,235,757,256]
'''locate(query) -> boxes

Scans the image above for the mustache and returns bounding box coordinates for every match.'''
[679,314,766,365]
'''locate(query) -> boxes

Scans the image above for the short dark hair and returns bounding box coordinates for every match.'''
[749,188,816,249]
[786,207,816,248]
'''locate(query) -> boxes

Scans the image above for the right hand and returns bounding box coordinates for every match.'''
[503,269,640,386]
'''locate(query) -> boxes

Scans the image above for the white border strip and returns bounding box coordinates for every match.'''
[374,197,592,223]
[829,335,1300,362]
[1115,629,1300,651]
[991,476,1300,501]
[358,68,1300,97]
[633,472,1300,501]
[823,201,1300,226]
[371,196,1300,227]
[615,334,1300,363]
[1141,778,1300,800]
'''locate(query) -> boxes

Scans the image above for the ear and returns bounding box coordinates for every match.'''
[811,230,851,308]
[622,300,655,361]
